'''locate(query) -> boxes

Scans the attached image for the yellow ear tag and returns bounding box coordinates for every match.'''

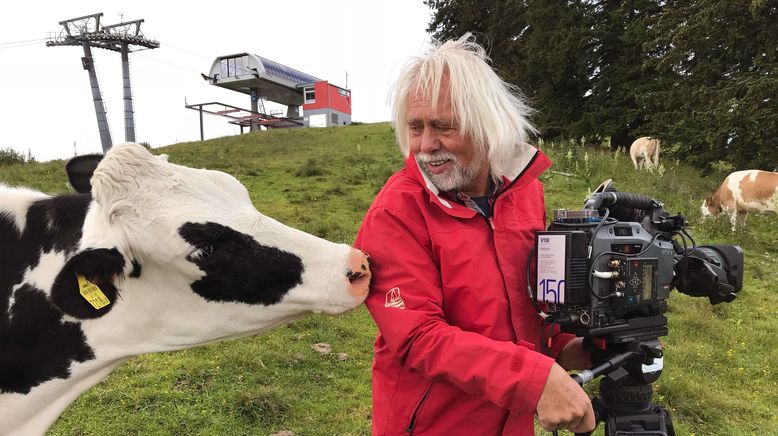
[77,275,111,309]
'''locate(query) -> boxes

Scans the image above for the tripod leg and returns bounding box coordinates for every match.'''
[655,405,676,436]
[598,404,674,436]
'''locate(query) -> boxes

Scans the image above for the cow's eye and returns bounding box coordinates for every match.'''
[187,244,213,262]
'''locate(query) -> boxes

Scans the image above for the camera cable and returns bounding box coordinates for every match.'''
[587,231,662,299]
[673,228,697,293]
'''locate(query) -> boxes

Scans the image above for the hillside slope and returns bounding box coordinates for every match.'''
[1,123,775,435]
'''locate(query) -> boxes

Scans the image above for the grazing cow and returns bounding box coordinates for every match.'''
[0,143,371,436]
[701,170,778,229]
[629,136,661,170]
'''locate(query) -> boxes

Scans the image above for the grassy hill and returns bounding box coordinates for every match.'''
[2,123,776,435]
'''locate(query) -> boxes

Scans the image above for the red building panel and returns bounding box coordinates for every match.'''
[303,81,351,115]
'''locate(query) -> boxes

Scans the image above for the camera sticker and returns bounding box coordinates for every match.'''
[537,234,566,304]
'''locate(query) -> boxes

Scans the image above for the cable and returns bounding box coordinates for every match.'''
[0,41,47,50]
[674,228,697,292]
[134,52,203,73]
[587,231,662,299]
[527,244,546,316]
[589,208,612,250]
[162,42,214,60]
[681,227,697,248]
[0,38,47,46]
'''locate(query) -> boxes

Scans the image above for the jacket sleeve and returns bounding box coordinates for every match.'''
[548,326,578,361]
[356,205,555,414]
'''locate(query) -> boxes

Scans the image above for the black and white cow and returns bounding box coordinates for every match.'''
[0,143,371,435]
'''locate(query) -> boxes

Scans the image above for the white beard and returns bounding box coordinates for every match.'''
[416,151,485,193]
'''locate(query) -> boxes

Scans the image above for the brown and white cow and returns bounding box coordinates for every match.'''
[0,143,370,435]
[629,137,661,170]
[701,170,778,229]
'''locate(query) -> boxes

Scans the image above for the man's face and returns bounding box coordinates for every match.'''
[406,79,489,196]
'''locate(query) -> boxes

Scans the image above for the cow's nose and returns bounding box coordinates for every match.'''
[345,249,371,298]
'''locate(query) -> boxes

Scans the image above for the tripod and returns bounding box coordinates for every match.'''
[584,375,675,436]
[569,321,676,436]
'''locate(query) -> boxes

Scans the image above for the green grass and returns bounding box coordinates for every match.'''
[2,124,776,435]
[538,140,778,435]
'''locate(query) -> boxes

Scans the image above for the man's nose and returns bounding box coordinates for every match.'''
[419,128,440,154]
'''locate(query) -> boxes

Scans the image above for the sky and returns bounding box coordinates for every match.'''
[0,1,433,162]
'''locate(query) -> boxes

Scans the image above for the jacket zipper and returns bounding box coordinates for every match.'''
[406,383,433,434]
[479,150,540,230]
[485,150,540,341]
[493,150,540,203]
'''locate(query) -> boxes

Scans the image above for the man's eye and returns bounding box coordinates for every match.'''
[409,125,423,134]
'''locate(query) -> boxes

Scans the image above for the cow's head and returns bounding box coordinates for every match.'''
[701,194,722,217]
[50,143,370,352]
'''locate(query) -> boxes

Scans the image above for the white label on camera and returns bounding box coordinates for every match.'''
[642,357,664,374]
[537,234,566,304]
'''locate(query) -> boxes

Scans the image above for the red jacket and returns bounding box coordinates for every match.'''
[355,149,575,435]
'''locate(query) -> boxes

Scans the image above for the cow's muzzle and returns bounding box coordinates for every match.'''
[345,249,371,297]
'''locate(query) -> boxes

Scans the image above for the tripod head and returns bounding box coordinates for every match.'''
[570,319,675,436]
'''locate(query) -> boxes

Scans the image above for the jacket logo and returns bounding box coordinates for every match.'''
[385,287,406,309]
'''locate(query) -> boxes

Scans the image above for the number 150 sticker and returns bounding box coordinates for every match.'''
[536,234,566,304]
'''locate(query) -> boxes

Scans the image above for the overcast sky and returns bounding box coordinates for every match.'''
[0,1,433,162]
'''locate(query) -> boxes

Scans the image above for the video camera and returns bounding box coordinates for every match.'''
[531,179,743,341]
[529,180,744,436]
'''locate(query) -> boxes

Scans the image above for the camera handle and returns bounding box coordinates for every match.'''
[571,349,642,386]
[584,191,661,212]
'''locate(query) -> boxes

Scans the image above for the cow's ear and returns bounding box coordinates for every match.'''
[50,248,125,319]
[66,154,103,194]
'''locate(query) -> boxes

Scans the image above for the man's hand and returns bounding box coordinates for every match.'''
[535,362,595,433]
[556,337,591,371]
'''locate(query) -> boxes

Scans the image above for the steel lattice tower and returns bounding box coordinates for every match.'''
[47,13,159,153]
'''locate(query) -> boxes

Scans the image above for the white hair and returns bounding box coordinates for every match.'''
[391,33,536,181]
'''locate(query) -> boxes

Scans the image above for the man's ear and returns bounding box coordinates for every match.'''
[50,248,125,319]
[66,154,103,194]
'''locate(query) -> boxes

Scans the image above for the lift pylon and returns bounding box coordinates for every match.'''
[47,13,159,152]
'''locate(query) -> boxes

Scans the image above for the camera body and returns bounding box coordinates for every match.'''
[536,219,675,331]
[533,180,743,339]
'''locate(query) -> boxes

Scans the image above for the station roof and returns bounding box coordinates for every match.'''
[204,53,322,106]
[256,56,320,84]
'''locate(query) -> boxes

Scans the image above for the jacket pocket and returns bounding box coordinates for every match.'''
[406,383,434,435]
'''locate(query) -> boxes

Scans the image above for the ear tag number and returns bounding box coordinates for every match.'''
[77,275,111,309]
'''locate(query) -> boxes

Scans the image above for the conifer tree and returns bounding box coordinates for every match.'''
[424,0,778,169]
[640,0,777,169]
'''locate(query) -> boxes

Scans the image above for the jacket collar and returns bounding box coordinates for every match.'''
[406,146,552,217]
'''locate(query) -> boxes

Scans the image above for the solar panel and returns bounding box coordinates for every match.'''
[256,56,320,85]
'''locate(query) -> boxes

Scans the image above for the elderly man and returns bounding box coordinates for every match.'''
[355,34,595,435]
